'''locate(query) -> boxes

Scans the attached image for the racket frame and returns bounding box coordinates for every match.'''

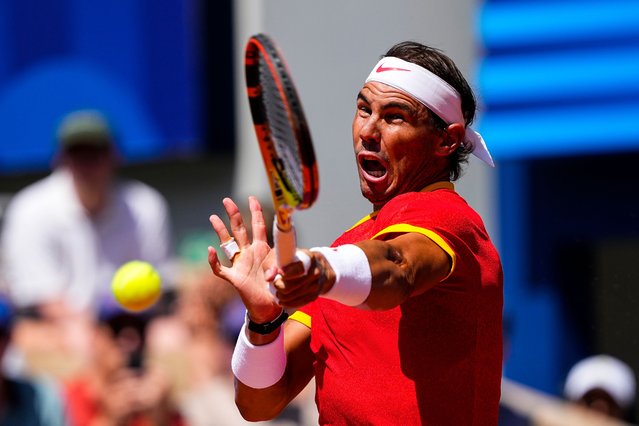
[244,34,318,236]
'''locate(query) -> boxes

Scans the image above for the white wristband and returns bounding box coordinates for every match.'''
[231,321,286,389]
[311,245,372,306]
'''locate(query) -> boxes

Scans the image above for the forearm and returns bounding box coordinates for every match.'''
[361,238,448,308]
[233,320,314,421]
[234,372,295,422]
[313,234,450,310]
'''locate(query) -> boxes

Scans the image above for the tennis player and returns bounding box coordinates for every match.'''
[209,41,503,424]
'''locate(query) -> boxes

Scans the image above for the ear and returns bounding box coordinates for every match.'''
[434,123,465,157]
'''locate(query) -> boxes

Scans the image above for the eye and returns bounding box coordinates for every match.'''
[357,104,371,117]
[385,113,405,123]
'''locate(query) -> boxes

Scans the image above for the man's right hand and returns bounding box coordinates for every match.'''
[208,196,281,324]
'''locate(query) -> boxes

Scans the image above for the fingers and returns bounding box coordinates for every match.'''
[281,250,311,276]
[207,246,224,276]
[209,214,232,244]
[273,256,324,307]
[210,196,268,254]
[208,246,237,285]
[264,266,278,283]
[209,197,252,264]
[274,276,323,308]
[249,196,268,243]
[223,197,250,248]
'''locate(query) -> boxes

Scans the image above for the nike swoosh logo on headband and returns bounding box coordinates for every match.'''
[376,63,411,73]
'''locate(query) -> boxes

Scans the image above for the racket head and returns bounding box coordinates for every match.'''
[244,34,319,225]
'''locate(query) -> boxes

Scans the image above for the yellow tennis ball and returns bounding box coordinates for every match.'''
[111,261,162,312]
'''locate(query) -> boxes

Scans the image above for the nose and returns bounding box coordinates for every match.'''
[358,116,380,150]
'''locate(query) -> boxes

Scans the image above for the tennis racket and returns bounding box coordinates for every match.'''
[244,33,319,269]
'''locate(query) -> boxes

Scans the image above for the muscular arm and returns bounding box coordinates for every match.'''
[276,232,452,311]
[235,319,315,421]
[208,196,449,420]
[355,232,451,309]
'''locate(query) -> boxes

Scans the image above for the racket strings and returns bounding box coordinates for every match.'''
[259,58,305,197]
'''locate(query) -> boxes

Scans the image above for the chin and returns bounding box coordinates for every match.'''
[360,184,391,208]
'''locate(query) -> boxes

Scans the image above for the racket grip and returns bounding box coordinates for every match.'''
[274,218,297,267]
[272,220,311,316]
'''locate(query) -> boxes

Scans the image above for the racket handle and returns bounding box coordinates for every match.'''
[274,218,297,267]
[273,220,313,315]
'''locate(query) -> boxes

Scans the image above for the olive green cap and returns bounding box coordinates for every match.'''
[57,110,113,149]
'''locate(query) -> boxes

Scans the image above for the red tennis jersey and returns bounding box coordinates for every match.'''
[293,185,503,425]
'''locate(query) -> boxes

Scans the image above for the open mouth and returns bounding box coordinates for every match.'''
[360,157,387,178]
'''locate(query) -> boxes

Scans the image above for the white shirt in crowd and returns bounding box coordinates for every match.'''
[0,168,173,312]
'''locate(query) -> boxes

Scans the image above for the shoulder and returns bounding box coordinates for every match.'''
[379,189,473,221]
[7,173,59,206]
[4,172,71,220]
[375,190,489,244]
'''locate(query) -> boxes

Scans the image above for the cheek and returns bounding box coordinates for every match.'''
[385,135,420,163]
[390,154,418,179]
[351,117,363,146]
[385,133,432,175]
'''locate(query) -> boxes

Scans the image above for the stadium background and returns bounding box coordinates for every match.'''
[0,0,637,419]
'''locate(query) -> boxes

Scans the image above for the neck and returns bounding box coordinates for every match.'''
[371,179,453,212]
[74,180,109,216]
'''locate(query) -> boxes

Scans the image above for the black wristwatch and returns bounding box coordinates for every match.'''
[247,309,289,335]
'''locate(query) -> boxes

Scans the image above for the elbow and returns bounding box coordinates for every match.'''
[364,274,412,311]
[235,398,285,422]
[238,411,273,423]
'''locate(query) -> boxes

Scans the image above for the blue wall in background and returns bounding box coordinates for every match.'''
[478,0,639,160]
[478,0,639,395]
[0,0,204,174]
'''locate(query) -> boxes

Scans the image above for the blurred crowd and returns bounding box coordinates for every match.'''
[0,110,315,426]
[0,108,635,425]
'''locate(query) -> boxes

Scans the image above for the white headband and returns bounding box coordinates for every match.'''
[365,57,494,167]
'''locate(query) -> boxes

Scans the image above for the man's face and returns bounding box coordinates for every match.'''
[63,144,115,186]
[352,81,445,210]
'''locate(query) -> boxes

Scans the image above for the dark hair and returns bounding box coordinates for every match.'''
[384,41,475,181]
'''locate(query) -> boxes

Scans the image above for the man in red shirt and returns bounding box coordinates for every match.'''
[208,41,503,424]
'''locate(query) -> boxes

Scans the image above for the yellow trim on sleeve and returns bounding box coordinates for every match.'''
[372,224,456,281]
[288,310,311,328]
[346,183,452,232]
[421,181,455,192]
[346,212,377,232]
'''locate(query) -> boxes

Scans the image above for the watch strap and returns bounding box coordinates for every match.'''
[247,309,289,335]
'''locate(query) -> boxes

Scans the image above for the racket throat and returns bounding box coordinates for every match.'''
[275,205,294,232]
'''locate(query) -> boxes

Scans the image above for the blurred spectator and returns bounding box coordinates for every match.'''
[64,298,185,426]
[0,296,67,426]
[144,263,316,425]
[145,267,254,426]
[564,354,636,422]
[0,109,174,378]
[1,108,173,314]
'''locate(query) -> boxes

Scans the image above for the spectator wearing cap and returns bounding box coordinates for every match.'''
[564,354,637,421]
[0,109,173,314]
[0,109,174,378]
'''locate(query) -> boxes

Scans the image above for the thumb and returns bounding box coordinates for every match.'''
[264,266,279,282]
